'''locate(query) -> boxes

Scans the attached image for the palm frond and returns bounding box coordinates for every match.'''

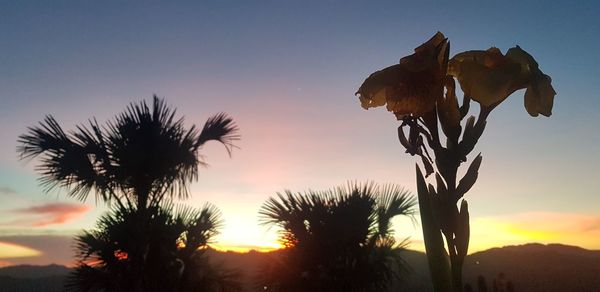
[259,181,416,291]
[19,96,239,208]
[17,115,68,158]
[176,203,223,252]
[17,116,109,202]
[66,264,116,292]
[197,112,240,156]
[375,184,416,238]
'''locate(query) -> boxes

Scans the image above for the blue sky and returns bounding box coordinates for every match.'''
[1,0,599,265]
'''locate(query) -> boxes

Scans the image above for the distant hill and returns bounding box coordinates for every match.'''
[209,244,600,292]
[0,264,70,292]
[0,264,70,279]
[463,243,600,292]
[1,243,599,292]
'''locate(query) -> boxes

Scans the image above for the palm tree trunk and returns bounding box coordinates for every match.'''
[132,186,151,292]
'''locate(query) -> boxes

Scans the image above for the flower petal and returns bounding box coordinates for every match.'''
[525,74,555,117]
[449,48,523,107]
[357,64,406,110]
[401,32,448,72]
[506,46,556,117]
[356,32,448,118]
[357,65,440,117]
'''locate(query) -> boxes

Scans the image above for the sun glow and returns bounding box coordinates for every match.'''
[210,242,282,253]
[467,212,600,252]
[503,225,557,242]
[398,212,600,254]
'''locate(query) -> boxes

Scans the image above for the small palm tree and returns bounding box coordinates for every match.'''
[258,182,416,292]
[68,203,241,292]
[18,96,240,292]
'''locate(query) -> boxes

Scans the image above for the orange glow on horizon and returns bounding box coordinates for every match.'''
[210,242,283,253]
[467,212,600,252]
[394,212,600,254]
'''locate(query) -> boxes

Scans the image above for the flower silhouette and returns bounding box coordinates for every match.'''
[449,46,555,116]
[356,32,449,118]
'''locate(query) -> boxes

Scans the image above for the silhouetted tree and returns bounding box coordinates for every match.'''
[18,96,238,210]
[258,182,416,292]
[464,283,474,292]
[478,275,488,292]
[466,274,516,292]
[68,203,241,292]
[506,281,515,292]
[18,96,240,292]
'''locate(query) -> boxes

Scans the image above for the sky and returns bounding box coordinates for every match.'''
[1,0,599,266]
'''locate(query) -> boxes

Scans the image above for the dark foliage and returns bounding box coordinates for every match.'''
[464,273,515,292]
[18,95,239,208]
[17,96,240,292]
[66,204,241,292]
[258,182,416,292]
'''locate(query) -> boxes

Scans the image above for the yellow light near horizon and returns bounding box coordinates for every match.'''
[469,218,531,252]
[210,210,284,253]
[210,242,283,253]
[503,225,558,242]
[201,211,599,255]
[0,242,42,258]
[467,213,600,252]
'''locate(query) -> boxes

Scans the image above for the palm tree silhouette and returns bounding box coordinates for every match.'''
[258,182,416,292]
[18,96,240,292]
[18,96,238,210]
[68,203,242,292]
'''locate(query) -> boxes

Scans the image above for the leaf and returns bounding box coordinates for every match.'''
[397,126,412,151]
[197,112,240,155]
[461,115,476,142]
[437,78,462,144]
[416,165,452,292]
[421,155,435,178]
[456,154,483,199]
[435,173,447,199]
[459,117,485,158]
[459,95,471,118]
[456,199,470,259]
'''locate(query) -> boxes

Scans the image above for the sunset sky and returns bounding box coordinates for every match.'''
[1,1,599,266]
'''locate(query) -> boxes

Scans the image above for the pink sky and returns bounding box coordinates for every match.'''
[1,1,600,266]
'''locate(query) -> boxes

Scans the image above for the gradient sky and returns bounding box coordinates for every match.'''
[1,1,599,266]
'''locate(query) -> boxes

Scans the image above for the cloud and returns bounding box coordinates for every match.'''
[8,203,91,227]
[574,216,600,233]
[0,186,17,196]
[0,241,42,259]
[0,235,74,266]
[475,212,600,234]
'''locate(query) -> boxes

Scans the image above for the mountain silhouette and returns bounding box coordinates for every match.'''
[463,243,600,292]
[0,264,70,292]
[1,243,598,292]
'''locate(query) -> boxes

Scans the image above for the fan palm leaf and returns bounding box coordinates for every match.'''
[17,95,239,208]
[258,182,416,292]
